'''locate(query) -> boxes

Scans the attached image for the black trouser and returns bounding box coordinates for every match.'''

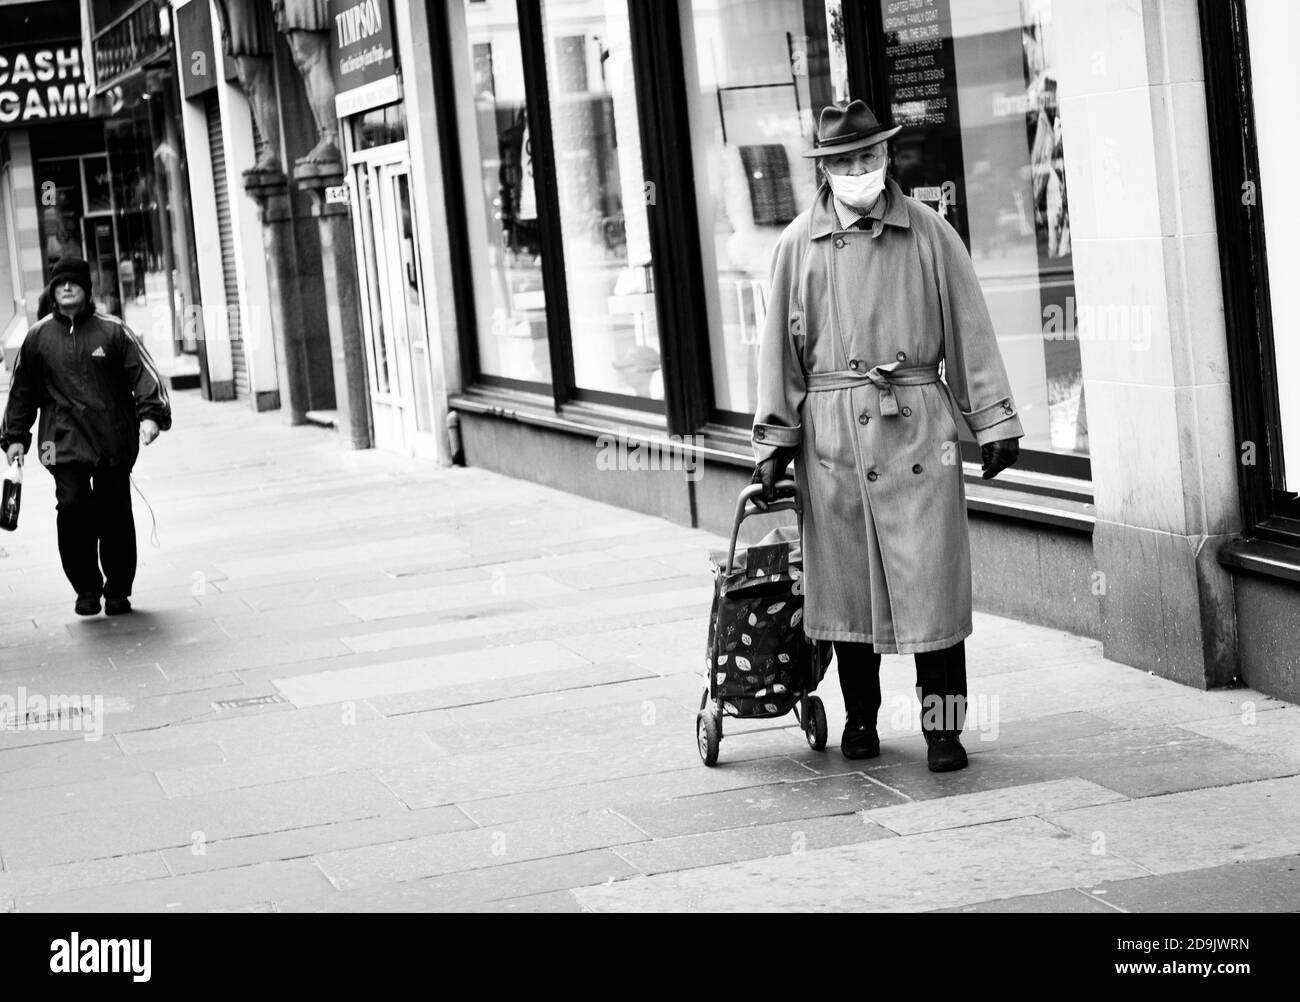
[835,639,968,734]
[49,463,136,600]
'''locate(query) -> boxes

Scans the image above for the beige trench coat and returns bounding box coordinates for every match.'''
[753,179,1024,654]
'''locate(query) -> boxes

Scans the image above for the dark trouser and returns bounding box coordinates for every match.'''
[49,463,136,600]
[835,639,968,734]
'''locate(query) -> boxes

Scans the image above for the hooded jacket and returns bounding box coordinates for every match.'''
[0,304,172,468]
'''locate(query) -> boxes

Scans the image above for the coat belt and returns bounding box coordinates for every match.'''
[805,363,941,417]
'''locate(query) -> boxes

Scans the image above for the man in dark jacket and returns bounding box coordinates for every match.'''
[1,258,172,616]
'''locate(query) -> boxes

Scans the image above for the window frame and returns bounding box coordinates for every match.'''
[1199,0,1300,546]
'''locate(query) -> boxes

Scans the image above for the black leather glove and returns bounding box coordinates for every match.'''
[980,438,1020,480]
[751,445,798,508]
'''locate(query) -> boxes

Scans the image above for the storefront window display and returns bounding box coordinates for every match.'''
[871,0,1086,467]
[539,0,661,402]
[680,0,846,419]
[1244,0,1300,497]
[460,0,552,387]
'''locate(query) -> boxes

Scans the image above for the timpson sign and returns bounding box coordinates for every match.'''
[0,43,121,126]
[330,0,401,117]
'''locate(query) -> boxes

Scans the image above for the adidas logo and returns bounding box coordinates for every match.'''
[91,346,105,358]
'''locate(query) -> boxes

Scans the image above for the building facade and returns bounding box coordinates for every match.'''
[1,0,203,392]
[181,0,1299,702]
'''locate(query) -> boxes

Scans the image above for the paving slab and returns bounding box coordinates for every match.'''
[1070,853,1300,912]
[0,772,167,819]
[0,772,406,869]
[155,729,448,797]
[573,816,1151,912]
[160,805,476,876]
[14,859,336,913]
[862,779,1129,835]
[0,853,170,901]
[1042,776,1300,874]
[615,773,908,839]
[368,659,654,717]
[613,814,893,876]
[272,641,594,707]
[935,888,1120,913]
[113,701,385,755]
[0,742,225,795]
[279,849,637,912]
[340,587,705,655]
[460,757,822,827]
[313,809,648,890]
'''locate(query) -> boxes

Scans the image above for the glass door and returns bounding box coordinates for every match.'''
[350,152,439,456]
[353,158,410,452]
[378,166,437,445]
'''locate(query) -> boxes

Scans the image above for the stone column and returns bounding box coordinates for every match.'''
[276,2,372,448]
[243,169,311,424]
[296,166,372,449]
[1054,0,1241,687]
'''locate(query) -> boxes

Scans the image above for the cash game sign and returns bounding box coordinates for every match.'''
[0,43,94,126]
[330,0,400,117]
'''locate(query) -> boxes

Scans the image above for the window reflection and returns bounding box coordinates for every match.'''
[680,0,842,417]
[462,0,552,384]
[877,0,1086,458]
[540,0,660,401]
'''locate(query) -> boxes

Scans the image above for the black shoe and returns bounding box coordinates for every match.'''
[104,597,133,616]
[841,718,880,760]
[74,593,101,616]
[923,730,968,772]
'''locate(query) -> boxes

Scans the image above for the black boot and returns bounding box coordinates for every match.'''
[916,642,969,773]
[922,729,968,772]
[836,641,881,760]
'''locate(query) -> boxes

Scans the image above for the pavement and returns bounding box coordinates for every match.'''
[1,389,1298,913]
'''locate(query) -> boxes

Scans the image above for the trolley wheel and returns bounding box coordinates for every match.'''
[696,709,721,767]
[804,695,828,751]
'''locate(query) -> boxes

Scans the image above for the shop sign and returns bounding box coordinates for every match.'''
[330,0,401,118]
[0,43,97,126]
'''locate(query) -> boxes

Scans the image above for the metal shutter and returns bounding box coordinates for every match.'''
[204,92,247,399]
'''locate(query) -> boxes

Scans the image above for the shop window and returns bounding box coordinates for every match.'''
[869,0,1087,472]
[1244,0,1300,503]
[539,0,661,403]
[679,0,848,419]
[459,0,553,387]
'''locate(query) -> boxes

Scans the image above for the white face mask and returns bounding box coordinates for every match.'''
[825,164,887,211]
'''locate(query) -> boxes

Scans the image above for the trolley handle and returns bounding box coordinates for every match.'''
[727,479,800,574]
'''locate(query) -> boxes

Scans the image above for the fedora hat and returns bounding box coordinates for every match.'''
[802,100,901,158]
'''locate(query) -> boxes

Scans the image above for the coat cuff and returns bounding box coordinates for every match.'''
[972,414,1024,447]
[752,422,801,449]
[964,398,1022,444]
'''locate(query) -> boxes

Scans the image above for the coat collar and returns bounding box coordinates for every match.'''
[50,304,95,327]
[809,176,911,239]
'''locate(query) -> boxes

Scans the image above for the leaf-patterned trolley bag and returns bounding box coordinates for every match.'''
[696,483,831,766]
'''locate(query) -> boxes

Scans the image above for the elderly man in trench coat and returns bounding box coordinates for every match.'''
[752,101,1024,772]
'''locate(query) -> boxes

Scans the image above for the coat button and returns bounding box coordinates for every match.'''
[901,406,912,417]
[896,351,907,362]
[912,464,923,474]
[835,237,845,249]
[848,359,860,370]
[755,428,766,440]
[858,414,869,426]
[867,470,879,482]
